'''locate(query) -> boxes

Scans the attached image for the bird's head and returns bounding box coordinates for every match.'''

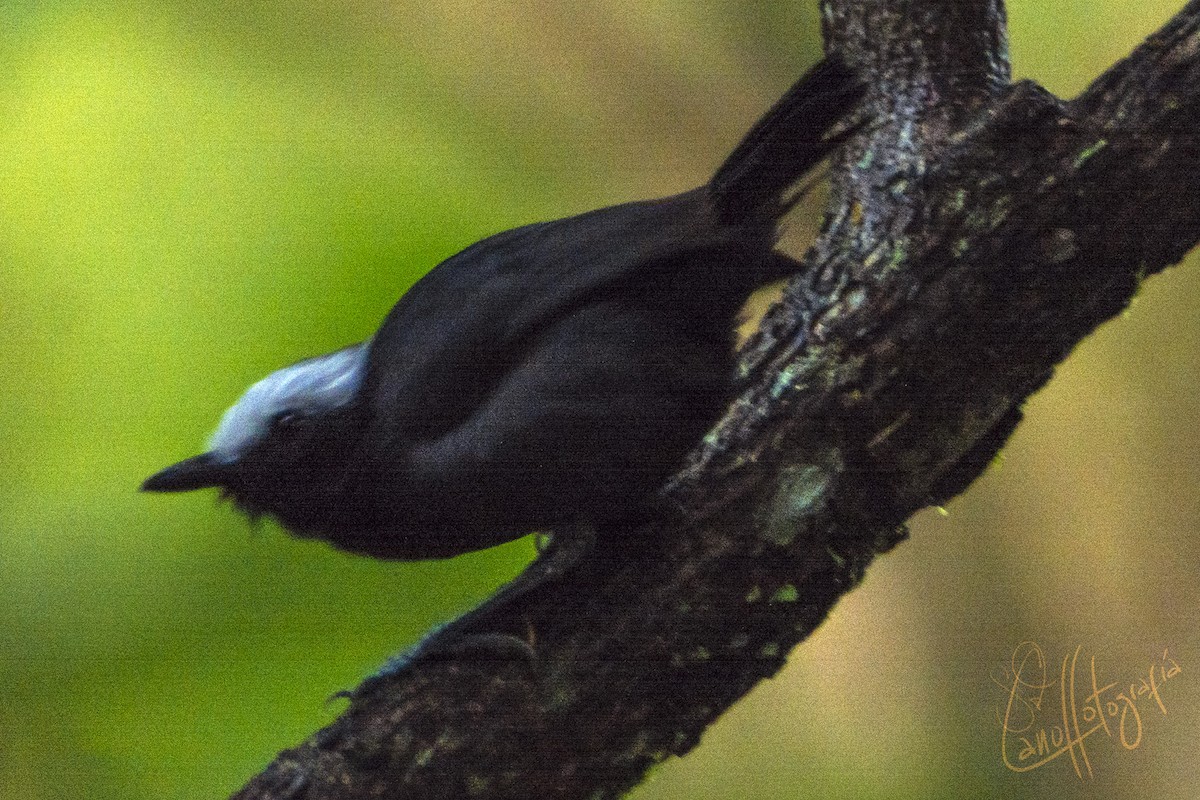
[142,341,371,533]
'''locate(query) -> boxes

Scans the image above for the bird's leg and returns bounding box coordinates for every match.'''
[357,520,597,690]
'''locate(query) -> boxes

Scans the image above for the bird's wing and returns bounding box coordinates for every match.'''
[361,189,742,441]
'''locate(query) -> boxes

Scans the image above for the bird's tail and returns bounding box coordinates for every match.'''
[708,56,863,223]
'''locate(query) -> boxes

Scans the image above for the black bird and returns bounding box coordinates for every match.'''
[143,58,862,650]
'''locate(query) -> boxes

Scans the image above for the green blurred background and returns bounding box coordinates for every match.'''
[2,1,1197,798]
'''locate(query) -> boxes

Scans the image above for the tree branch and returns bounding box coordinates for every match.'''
[232,1,1200,798]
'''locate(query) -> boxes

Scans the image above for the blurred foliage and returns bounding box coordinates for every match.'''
[0,1,1197,799]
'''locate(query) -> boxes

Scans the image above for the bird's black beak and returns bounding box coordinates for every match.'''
[141,452,230,493]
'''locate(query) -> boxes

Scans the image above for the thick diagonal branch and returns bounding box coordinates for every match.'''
[233,2,1200,799]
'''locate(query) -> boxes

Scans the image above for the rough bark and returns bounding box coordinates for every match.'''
[232,1,1200,798]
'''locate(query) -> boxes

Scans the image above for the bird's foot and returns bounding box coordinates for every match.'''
[349,521,596,695]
